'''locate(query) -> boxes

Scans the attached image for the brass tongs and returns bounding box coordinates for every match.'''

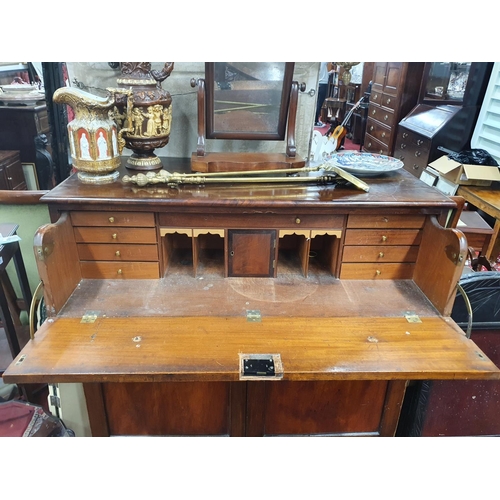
[122,163,370,192]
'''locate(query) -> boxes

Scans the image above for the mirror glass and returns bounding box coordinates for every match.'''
[206,62,293,140]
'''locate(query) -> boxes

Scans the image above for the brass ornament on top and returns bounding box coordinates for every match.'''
[53,86,134,184]
[112,62,174,171]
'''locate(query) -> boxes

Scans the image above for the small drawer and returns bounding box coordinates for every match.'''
[71,211,155,227]
[159,212,345,230]
[368,105,395,127]
[342,245,419,263]
[80,261,160,279]
[347,214,425,229]
[77,243,159,262]
[366,121,391,147]
[344,229,422,246]
[340,262,415,279]
[74,227,157,244]
[381,93,397,111]
[370,91,382,105]
[363,133,390,156]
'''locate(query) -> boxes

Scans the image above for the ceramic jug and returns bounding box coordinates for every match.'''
[113,62,174,171]
[53,86,133,184]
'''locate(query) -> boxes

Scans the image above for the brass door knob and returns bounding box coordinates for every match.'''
[109,217,115,223]
[381,235,387,242]
[117,269,122,274]
[112,233,117,239]
[379,252,384,258]
[115,250,121,257]
[295,217,301,224]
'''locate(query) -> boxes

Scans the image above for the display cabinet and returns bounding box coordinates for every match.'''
[395,62,493,178]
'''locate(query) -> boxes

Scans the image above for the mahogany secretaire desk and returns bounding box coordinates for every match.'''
[3,158,499,436]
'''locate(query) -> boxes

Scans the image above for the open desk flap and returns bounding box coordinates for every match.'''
[3,316,499,384]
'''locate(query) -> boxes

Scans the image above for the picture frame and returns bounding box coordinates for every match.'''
[22,162,39,190]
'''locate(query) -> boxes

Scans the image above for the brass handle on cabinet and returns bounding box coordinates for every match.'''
[415,151,421,157]
[381,235,387,242]
[367,142,372,147]
[383,115,389,121]
[372,109,376,115]
[117,269,122,275]
[295,217,301,224]
[379,252,384,258]
[370,126,374,131]
[109,217,115,223]
[115,250,121,257]
[400,143,406,149]
[403,132,408,139]
[417,139,423,146]
[373,93,378,99]
[381,132,386,138]
[112,233,117,239]
[413,164,420,170]
[383,217,389,223]
[386,98,391,105]
[376,270,381,276]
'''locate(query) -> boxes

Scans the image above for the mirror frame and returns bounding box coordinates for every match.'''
[204,62,295,141]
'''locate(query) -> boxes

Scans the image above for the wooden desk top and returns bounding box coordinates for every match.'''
[458,184,500,218]
[42,158,455,212]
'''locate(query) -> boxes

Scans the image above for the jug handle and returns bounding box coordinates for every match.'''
[151,62,174,83]
[108,87,134,154]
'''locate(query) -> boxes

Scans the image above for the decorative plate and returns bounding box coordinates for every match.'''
[325,151,404,177]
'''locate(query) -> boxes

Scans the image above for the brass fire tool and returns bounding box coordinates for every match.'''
[122,164,370,192]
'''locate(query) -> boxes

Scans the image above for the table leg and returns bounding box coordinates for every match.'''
[486,219,500,262]
[0,275,21,357]
[12,242,33,313]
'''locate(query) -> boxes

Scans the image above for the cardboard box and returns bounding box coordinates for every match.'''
[428,155,500,186]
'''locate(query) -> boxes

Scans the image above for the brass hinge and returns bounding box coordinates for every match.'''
[81,311,99,323]
[246,310,262,322]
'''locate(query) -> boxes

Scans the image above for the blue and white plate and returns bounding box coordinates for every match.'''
[325,151,404,177]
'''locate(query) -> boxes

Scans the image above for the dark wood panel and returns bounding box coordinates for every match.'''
[102,381,232,436]
[227,229,277,277]
[249,380,389,436]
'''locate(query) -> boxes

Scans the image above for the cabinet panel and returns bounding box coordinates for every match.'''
[0,150,26,190]
[227,229,277,277]
[385,62,403,95]
[103,382,233,436]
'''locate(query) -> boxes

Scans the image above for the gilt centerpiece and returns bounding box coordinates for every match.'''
[114,62,174,170]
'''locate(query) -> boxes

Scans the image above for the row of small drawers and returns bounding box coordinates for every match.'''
[70,211,426,280]
[71,211,160,279]
[340,214,424,279]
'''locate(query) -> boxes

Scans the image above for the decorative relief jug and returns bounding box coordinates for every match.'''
[113,62,174,170]
[53,86,133,184]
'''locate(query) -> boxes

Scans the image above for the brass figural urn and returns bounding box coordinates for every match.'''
[114,62,174,170]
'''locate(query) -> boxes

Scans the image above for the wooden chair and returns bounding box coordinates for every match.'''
[449,196,495,264]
